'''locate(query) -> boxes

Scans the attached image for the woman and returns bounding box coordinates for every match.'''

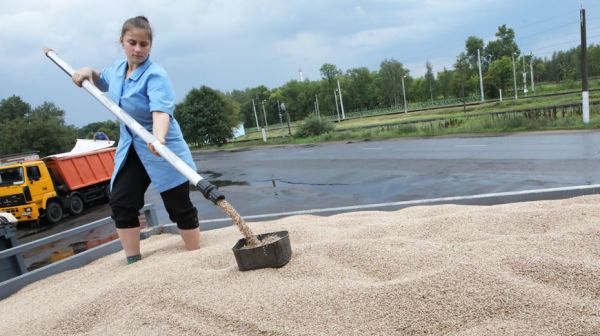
[72,16,200,264]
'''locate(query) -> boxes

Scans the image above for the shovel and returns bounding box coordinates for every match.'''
[43,47,291,271]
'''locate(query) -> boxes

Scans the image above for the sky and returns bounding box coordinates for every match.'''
[1,0,600,127]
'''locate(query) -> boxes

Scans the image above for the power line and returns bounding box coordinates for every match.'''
[511,14,578,30]
[517,20,579,42]
[526,32,600,53]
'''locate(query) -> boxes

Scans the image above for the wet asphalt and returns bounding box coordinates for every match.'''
[16,130,600,241]
[155,130,600,229]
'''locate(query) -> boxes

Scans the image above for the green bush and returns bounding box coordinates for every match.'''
[296,114,335,138]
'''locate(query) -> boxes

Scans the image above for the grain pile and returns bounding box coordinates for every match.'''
[1,195,599,335]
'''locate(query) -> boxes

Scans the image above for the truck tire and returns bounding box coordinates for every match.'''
[69,194,85,215]
[45,201,63,224]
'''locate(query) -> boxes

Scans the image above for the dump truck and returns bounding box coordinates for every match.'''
[0,141,115,225]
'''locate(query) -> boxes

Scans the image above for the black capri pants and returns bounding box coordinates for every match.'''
[109,147,199,230]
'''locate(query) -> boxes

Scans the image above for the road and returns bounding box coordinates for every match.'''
[16,130,600,242]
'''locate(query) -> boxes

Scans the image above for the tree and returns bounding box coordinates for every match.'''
[319,63,342,81]
[487,56,514,96]
[423,61,436,102]
[0,101,77,156]
[436,68,454,98]
[485,24,520,61]
[175,86,240,146]
[0,95,31,120]
[450,53,471,101]
[345,67,377,110]
[78,120,120,142]
[379,59,407,107]
[278,79,320,121]
[465,36,485,71]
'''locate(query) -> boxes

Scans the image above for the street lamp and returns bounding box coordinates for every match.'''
[511,52,518,100]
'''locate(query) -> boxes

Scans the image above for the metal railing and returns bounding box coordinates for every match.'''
[0,203,160,300]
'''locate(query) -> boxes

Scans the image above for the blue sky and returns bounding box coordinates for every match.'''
[1,0,599,127]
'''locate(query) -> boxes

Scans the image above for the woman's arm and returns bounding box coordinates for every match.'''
[147,111,170,156]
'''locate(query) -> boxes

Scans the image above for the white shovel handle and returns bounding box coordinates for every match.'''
[44,47,224,203]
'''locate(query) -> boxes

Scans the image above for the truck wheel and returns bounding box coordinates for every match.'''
[69,194,85,215]
[45,201,63,224]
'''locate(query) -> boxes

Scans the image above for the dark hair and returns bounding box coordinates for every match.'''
[121,16,153,41]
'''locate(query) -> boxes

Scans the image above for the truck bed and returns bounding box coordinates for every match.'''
[43,148,116,191]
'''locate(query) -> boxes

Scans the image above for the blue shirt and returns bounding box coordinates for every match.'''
[99,58,197,193]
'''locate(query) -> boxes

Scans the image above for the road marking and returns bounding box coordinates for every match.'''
[195,184,600,224]
[455,144,488,147]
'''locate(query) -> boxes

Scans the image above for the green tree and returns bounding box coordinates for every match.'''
[379,59,408,107]
[278,79,320,121]
[0,95,31,120]
[319,63,342,81]
[0,101,77,156]
[465,36,485,72]
[485,24,520,61]
[436,68,454,98]
[423,61,436,102]
[175,86,240,146]
[487,56,514,96]
[345,67,377,110]
[78,120,120,142]
[450,53,472,101]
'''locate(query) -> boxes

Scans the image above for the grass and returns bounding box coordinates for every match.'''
[195,81,600,150]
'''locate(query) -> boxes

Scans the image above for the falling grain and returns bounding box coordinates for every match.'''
[217,199,260,247]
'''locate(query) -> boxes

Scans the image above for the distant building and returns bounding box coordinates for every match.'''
[232,123,245,138]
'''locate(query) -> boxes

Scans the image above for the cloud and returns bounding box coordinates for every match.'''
[0,0,584,126]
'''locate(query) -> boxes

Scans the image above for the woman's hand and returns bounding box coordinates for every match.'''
[71,67,97,87]
[147,137,165,157]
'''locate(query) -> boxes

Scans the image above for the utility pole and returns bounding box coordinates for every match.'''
[251,99,260,131]
[337,79,345,119]
[428,77,433,104]
[581,6,590,124]
[315,95,321,121]
[499,89,503,102]
[401,75,408,113]
[511,52,518,100]
[529,53,535,93]
[334,89,341,122]
[477,49,484,102]
[261,100,268,130]
[522,55,528,96]
[276,100,284,138]
[281,102,291,136]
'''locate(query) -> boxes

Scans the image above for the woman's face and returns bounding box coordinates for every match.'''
[120,28,152,67]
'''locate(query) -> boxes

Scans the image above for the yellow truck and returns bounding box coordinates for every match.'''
[0,146,115,225]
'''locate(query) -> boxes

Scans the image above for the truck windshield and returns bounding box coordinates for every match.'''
[0,167,24,186]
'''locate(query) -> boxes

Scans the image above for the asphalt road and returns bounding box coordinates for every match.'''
[16,130,600,242]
